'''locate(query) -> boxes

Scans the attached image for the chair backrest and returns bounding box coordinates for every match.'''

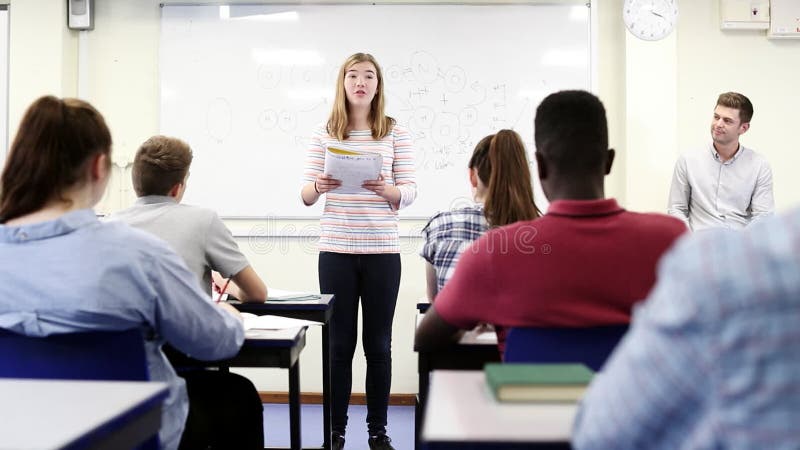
[504,325,629,371]
[0,328,149,381]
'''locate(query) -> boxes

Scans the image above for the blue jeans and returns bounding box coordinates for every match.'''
[319,251,401,436]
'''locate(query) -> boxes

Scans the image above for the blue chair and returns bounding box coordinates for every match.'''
[0,328,159,449]
[0,328,148,380]
[503,325,629,371]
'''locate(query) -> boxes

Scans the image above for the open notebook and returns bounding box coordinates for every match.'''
[323,145,382,194]
[268,288,321,302]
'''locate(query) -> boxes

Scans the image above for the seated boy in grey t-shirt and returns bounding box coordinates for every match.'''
[110,135,267,302]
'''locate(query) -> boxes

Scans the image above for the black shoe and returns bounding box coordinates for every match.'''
[368,432,395,450]
[332,432,345,450]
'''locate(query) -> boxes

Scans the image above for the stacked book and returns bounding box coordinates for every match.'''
[484,363,594,402]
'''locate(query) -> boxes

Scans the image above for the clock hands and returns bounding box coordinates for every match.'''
[623,0,677,41]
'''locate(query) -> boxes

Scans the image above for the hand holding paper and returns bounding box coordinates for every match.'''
[323,146,383,194]
[361,174,388,196]
[314,173,341,194]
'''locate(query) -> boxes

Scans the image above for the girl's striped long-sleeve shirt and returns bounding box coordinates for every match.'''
[302,124,417,254]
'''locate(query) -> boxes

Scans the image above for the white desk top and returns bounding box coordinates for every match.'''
[0,378,168,450]
[422,370,576,444]
[244,325,305,340]
[415,313,497,346]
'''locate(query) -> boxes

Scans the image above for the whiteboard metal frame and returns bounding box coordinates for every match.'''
[0,5,9,162]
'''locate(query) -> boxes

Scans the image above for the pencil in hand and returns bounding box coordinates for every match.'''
[215,277,232,303]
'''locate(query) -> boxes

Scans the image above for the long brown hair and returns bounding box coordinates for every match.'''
[326,52,394,141]
[469,134,493,184]
[483,129,540,227]
[0,96,112,221]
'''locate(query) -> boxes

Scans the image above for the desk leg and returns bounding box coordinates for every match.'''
[289,361,302,450]
[322,323,332,450]
[415,353,429,450]
[414,394,421,450]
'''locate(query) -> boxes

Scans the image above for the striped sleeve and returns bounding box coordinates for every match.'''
[392,125,417,210]
[302,125,327,185]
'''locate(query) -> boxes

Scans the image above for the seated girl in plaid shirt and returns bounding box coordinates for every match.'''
[421,129,541,300]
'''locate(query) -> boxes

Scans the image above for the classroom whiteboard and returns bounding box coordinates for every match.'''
[160,3,591,218]
[0,6,8,163]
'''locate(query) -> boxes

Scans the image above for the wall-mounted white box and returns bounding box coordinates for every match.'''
[67,0,94,31]
[769,0,800,38]
[720,0,770,30]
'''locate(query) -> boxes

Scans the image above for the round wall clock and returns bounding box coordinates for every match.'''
[623,0,679,41]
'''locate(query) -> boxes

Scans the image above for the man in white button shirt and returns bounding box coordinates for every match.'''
[667,92,774,231]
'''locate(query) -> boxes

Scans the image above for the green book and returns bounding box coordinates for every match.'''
[484,363,594,403]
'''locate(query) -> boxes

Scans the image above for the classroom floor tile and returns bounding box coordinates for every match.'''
[263,403,414,450]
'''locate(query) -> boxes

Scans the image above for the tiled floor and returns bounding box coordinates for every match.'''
[263,403,415,450]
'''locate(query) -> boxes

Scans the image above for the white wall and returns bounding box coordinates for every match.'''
[8,0,76,133]
[6,0,799,394]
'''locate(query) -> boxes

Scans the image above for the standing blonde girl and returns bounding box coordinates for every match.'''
[301,53,417,450]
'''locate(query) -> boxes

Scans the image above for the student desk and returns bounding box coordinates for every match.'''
[414,313,501,448]
[421,370,574,450]
[166,327,307,450]
[233,294,334,450]
[0,378,168,450]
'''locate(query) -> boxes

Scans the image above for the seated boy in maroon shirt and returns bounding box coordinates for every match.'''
[415,90,687,354]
